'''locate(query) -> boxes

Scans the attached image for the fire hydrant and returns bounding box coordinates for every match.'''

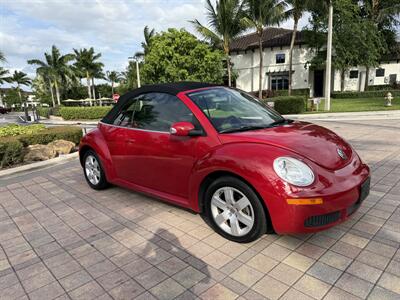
[385,92,393,107]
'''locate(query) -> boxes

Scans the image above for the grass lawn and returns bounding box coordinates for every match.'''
[306,97,400,113]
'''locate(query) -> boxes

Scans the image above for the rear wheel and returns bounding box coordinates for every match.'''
[204,176,267,243]
[83,150,109,190]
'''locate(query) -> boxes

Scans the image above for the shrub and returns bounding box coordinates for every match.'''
[0,124,45,137]
[270,96,306,114]
[366,84,400,91]
[37,107,50,118]
[59,107,112,120]
[250,89,310,99]
[332,90,400,99]
[0,137,24,168]
[18,126,83,146]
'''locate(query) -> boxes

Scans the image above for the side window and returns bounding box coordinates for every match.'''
[133,93,196,132]
[112,98,138,127]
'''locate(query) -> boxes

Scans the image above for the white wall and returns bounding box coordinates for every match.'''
[232,45,400,93]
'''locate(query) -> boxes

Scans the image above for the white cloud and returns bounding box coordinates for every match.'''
[0,0,308,86]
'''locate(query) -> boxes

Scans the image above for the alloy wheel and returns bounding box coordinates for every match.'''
[85,155,101,185]
[210,187,255,237]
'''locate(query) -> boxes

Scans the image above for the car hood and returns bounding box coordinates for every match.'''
[218,121,353,170]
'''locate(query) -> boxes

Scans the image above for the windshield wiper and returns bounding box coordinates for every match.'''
[219,125,270,134]
[268,118,293,127]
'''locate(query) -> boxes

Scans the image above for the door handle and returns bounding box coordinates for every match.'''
[126,138,135,143]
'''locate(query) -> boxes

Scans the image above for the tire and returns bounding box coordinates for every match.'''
[203,176,267,243]
[83,150,109,190]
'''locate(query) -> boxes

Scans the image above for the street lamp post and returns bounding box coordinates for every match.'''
[324,0,333,111]
[128,56,141,88]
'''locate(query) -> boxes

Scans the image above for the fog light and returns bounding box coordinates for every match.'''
[287,198,323,205]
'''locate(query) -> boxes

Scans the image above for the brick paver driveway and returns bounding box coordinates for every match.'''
[1,119,399,300]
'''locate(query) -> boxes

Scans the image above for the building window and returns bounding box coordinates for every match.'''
[349,70,358,79]
[271,74,289,90]
[376,68,385,77]
[276,54,285,64]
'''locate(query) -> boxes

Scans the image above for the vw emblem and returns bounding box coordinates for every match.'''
[337,148,347,160]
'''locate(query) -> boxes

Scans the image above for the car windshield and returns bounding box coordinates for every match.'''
[187,87,285,133]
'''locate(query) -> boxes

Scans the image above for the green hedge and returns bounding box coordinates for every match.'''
[0,137,24,168]
[59,107,112,120]
[268,96,306,114]
[0,124,45,137]
[273,88,310,98]
[37,107,50,118]
[332,90,400,99]
[0,126,83,169]
[366,84,400,91]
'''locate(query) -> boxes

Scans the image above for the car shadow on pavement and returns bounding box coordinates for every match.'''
[138,228,211,296]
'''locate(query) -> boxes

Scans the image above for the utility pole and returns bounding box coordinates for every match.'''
[325,0,333,111]
[128,56,141,88]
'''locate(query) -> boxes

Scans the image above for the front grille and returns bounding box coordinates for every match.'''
[304,211,341,227]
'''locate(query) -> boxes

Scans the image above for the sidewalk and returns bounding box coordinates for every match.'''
[285,110,400,121]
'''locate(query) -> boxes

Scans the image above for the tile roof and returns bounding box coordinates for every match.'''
[230,27,305,52]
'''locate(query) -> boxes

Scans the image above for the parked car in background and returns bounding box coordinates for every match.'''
[79,82,370,242]
[0,107,11,114]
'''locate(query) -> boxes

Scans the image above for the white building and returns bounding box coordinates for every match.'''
[230,27,400,97]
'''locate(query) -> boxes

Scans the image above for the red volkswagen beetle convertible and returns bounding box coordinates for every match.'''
[79,82,370,242]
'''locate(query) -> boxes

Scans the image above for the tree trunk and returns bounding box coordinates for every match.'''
[258,34,263,100]
[111,82,114,96]
[226,55,232,87]
[340,69,345,92]
[364,67,369,91]
[92,78,96,106]
[289,16,299,96]
[18,85,29,121]
[54,80,61,106]
[48,79,55,107]
[86,71,92,99]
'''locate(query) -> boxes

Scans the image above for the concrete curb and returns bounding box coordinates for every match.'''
[0,152,79,178]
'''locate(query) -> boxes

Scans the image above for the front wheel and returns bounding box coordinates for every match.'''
[204,176,267,243]
[83,150,109,190]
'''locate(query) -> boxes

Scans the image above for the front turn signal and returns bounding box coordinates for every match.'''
[286,198,323,205]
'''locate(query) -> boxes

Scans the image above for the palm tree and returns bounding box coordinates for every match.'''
[243,0,286,98]
[0,51,5,62]
[73,47,103,100]
[191,0,247,86]
[90,63,104,102]
[106,71,121,95]
[284,0,310,95]
[28,45,75,106]
[0,68,11,85]
[11,71,31,119]
[135,26,156,58]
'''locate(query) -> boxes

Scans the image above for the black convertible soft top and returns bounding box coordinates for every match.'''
[102,82,217,124]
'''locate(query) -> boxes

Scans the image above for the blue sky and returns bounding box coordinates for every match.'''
[0,0,307,82]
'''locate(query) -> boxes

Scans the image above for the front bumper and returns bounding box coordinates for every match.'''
[267,164,370,234]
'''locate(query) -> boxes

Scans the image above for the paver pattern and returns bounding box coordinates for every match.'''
[1,119,399,300]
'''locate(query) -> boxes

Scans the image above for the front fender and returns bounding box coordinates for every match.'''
[188,143,288,218]
[79,128,117,181]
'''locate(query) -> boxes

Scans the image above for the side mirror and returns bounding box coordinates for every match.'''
[170,122,203,137]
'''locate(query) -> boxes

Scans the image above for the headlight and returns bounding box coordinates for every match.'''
[273,157,315,187]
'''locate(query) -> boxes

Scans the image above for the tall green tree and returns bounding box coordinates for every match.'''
[285,0,311,95]
[359,0,400,89]
[135,26,156,59]
[28,45,75,106]
[142,29,225,84]
[11,71,31,119]
[106,71,121,95]
[73,47,103,100]
[0,51,11,85]
[243,0,286,98]
[190,0,247,86]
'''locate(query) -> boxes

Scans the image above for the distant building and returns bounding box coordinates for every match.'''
[0,88,41,108]
[230,27,400,97]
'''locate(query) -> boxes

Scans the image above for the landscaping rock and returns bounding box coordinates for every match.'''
[24,144,56,162]
[48,139,75,155]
